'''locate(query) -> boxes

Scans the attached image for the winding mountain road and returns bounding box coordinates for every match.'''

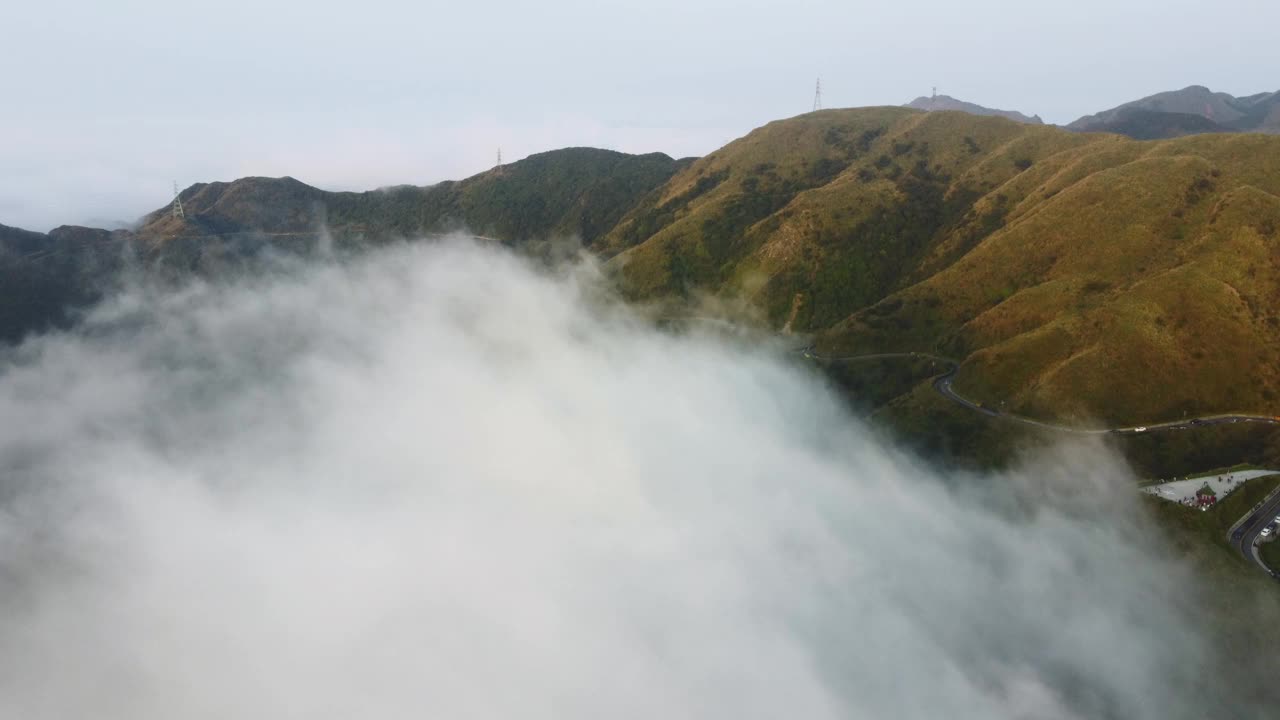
[804,347,1280,578]
[804,349,1280,436]
[1228,486,1280,578]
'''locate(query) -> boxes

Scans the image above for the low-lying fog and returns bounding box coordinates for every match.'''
[0,238,1253,718]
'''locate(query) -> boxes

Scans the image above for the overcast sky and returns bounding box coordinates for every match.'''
[4,0,1278,231]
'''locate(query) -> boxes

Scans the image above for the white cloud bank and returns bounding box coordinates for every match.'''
[0,238,1251,718]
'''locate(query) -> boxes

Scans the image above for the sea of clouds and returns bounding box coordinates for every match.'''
[0,238,1260,718]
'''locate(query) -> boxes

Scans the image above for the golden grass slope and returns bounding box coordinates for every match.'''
[609,107,1280,425]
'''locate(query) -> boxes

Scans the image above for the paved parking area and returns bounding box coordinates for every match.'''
[1142,469,1278,506]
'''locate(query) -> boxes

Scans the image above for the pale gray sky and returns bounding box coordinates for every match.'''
[4,0,1277,231]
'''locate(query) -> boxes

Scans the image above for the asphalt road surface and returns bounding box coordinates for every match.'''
[804,348,1280,436]
[1229,488,1280,578]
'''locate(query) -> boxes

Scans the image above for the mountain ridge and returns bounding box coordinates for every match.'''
[898,86,1280,140]
[599,108,1280,430]
[0,147,688,340]
[1070,85,1280,138]
[904,94,1043,125]
[6,107,1280,434]
[133,148,688,246]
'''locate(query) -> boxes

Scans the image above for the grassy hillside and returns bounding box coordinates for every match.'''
[826,132,1280,426]
[137,148,687,251]
[608,108,1102,318]
[607,108,1280,429]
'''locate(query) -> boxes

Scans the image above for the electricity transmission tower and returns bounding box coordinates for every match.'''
[497,148,503,168]
[171,181,185,219]
[812,78,823,112]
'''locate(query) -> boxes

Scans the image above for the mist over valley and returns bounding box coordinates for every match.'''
[5,0,1280,715]
[2,240,1273,718]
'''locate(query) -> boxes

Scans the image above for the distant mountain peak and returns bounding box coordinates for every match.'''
[1069,86,1280,138]
[904,94,1043,125]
